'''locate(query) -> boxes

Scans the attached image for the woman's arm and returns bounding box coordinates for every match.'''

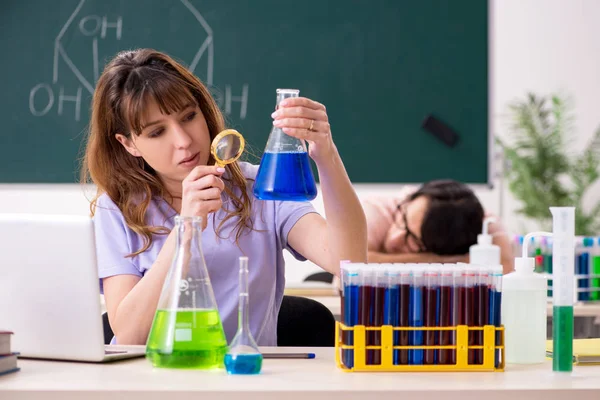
[103,165,226,345]
[287,153,368,276]
[279,97,368,276]
[103,229,178,345]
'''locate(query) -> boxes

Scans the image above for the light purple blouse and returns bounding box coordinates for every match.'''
[94,162,317,345]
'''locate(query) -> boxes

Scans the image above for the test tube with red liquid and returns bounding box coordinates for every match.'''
[424,265,440,365]
[438,264,455,364]
[475,265,490,365]
[397,265,411,365]
[383,265,400,365]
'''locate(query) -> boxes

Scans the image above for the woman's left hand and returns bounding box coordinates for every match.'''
[272,97,335,164]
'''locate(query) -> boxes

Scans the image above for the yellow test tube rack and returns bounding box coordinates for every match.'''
[335,322,505,372]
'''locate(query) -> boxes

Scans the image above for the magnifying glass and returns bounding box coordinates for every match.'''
[211,129,245,167]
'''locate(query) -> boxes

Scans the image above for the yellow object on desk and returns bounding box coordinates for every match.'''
[335,322,505,372]
[546,339,600,365]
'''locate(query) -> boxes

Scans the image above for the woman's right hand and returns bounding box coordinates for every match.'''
[180,165,226,230]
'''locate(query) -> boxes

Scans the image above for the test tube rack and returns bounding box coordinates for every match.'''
[335,322,505,372]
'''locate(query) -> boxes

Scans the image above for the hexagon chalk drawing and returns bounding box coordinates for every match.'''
[52,0,214,94]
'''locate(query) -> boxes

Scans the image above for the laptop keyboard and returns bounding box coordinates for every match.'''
[105,350,127,354]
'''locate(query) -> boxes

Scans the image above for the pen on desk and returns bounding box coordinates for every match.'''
[262,353,315,359]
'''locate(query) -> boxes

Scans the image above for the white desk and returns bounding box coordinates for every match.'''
[1,347,600,400]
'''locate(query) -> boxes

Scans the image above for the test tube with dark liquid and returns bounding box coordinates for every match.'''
[463,266,477,365]
[438,264,455,365]
[383,265,400,365]
[451,267,463,365]
[358,265,374,365]
[341,264,360,369]
[397,265,411,365]
[424,265,439,365]
[475,266,490,365]
[453,264,475,365]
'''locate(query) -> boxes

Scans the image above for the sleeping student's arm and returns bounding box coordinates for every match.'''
[362,198,394,253]
[493,233,515,274]
[368,250,469,264]
[486,217,515,274]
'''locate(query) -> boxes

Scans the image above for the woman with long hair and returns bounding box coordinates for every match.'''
[82,49,367,345]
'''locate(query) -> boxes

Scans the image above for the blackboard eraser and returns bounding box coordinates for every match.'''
[422,114,459,148]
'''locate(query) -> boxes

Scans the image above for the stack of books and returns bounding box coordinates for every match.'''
[0,331,19,376]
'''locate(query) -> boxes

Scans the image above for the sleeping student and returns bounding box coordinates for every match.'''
[362,180,513,274]
[81,49,367,345]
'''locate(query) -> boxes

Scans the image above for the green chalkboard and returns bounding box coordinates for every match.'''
[0,0,489,183]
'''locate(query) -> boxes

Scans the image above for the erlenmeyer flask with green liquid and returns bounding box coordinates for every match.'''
[146,216,228,369]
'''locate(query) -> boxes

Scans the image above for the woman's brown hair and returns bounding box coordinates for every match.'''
[81,49,253,256]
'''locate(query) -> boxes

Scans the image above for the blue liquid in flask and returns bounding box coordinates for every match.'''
[225,256,263,375]
[224,353,263,375]
[253,151,317,201]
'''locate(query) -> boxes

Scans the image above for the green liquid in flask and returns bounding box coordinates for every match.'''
[146,309,228,369]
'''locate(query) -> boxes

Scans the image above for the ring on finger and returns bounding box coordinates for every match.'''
[308,119,315,131]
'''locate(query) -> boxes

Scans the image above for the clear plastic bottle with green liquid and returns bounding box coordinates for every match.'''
[146,216,228,369]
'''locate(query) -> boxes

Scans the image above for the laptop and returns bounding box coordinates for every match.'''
[0,213,145,362]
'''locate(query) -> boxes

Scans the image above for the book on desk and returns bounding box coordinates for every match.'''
[0,331,19,376]
[546,339,600,365]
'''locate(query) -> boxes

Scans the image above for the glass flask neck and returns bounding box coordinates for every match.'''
[158,214,218,311]
[175,216,203,244]
[238,261,250,333]
[175,215,203,230]
[275,89,299,108]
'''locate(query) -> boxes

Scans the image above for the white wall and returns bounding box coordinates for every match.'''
[491,0,600,233]
[1,0,598,284]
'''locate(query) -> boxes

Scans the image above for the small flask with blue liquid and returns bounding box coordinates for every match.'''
[253,88,317,201]
[224,256,263,375]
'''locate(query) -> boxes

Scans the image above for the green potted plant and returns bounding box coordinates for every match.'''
[496,93,600,235]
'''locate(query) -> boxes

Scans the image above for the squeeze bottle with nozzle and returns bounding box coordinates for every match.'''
[502,231,550,364]
[470,216,501,267]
